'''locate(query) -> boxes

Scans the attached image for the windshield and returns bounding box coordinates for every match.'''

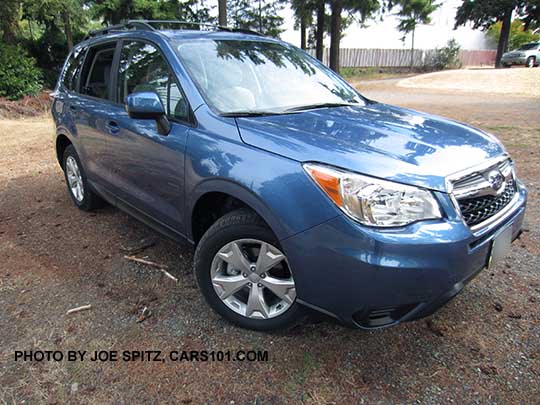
[518,43,539,50]
[174,39,365,114]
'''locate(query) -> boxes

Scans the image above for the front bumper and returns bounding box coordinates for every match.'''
[281,182,527,329]
[501,56,528,65]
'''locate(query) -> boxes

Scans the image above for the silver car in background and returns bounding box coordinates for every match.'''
[501,42,540,68]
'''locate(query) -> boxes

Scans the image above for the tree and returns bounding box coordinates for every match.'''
[521,0,540,31]
[394,0,440,70]
[1,0,21,44]
[0,43,43,99]
[329,0,343,71]
[20,0,91,85]
[454,0,540,67]
[301,0,327,60]
[290,0,316,49]
[23,0,87,50]
[23,0,86,50]
[218,0,227,26]
[315,0,326,60]
[328,0,381,73]
[89,0,213,25]
[228,0,285,37]
[487,19,540,50]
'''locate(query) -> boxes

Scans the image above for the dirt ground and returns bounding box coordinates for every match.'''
[1,71,539,404]
[397,67,540,98]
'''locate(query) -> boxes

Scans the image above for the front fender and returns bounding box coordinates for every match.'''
[184,128,340,242]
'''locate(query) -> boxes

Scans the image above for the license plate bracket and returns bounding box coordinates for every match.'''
[488,224,513,269]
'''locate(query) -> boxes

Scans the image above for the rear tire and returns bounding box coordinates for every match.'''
[62,145,104,211]
[526,56,535,68]
[194,209,304,331]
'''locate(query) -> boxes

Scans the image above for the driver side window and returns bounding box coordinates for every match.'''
[117,41,189,121]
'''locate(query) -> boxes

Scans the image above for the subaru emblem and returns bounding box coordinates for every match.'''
[487,170,504,193]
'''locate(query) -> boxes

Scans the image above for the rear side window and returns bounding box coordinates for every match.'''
[117,41,189,121]
[79,43,116,100]
[61,46,87,91]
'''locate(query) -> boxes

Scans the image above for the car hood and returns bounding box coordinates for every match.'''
[236,103,505,192]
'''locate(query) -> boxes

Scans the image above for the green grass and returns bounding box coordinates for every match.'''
[284,351,320,397]
[340,67,414,82]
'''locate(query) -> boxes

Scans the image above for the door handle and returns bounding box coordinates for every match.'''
[105,120,120,134]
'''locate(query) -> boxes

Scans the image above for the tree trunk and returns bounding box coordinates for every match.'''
[300,14,307,50]
[1,0,18,45]
[1,17,17,45]
[258,0,263,32]
[2,24,16,44]
[410,26,415,71]
[28,19,35,41]
[495,6,512,68]
[63,10,74,51]
[316,0,325,61]
[218,0,227,26]
[329,0,342,72]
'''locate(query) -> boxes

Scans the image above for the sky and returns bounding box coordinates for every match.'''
[278,0,493,50]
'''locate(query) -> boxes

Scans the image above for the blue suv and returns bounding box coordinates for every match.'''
[52,21,527,331]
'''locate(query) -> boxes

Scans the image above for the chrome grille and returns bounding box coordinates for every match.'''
[457,179,516,227]
[451,158,517,228]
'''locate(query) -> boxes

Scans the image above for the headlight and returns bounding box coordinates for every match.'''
[304,163,442,227]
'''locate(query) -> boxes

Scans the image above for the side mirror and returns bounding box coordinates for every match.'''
[125,91,170,135]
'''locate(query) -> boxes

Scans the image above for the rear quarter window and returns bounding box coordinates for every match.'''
[61,46,87,92]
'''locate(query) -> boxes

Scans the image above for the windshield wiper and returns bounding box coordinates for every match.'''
[283,102,357,113]
[220,110,283,117]
[220,102,359,117]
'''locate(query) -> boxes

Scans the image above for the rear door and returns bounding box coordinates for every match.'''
[53,45,87,148]
[70,41,120,189]
[104,40,191,233]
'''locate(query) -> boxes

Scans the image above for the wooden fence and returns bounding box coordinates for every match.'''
[458,50,497,67]
[308,48,497,68]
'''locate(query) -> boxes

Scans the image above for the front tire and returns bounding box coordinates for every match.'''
[194,209,303,331]
[62,145,103,211]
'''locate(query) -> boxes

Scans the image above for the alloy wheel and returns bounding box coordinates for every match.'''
[210,239,296,319]
[65,156,84,202]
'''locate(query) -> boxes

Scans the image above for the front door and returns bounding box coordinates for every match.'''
[106,40,191,234]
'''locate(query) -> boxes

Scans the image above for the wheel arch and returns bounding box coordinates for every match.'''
[187,180,287,245]
[55,131,74,169]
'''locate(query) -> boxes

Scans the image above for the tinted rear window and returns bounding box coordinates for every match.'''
[79,43,116,100]
[61,46,87,91]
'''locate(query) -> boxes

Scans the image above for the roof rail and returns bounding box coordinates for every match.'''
[84,20,263,40]
[85,21,155,40]
[140,20,263,36]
